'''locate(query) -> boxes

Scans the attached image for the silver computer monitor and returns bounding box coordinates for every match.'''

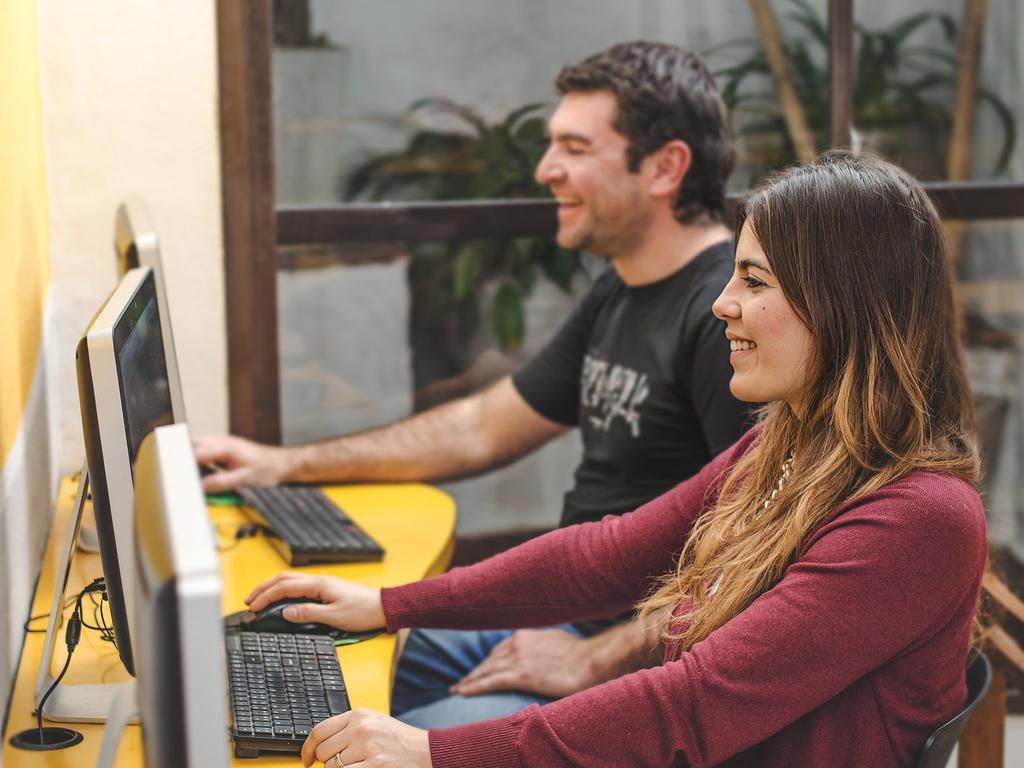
[35,266,179,724]
[131,423,229,768]
[75,266,175,676]
[114,197,186,422]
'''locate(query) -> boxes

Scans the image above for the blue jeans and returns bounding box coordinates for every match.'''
[391,625,582,728]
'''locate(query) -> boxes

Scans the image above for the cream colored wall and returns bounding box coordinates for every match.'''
[38,0,228,472]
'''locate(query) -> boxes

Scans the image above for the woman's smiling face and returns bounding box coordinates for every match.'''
[712,222,816,412]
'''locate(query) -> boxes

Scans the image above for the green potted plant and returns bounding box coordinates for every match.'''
[710,0,1015,181]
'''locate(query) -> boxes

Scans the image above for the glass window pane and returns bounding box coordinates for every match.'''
[272,0,764,205]
[711,0,1021,185]
[850,0,1020,182]
[958,220,1024,564]
[277,241,602,535]
[272,1,768,537]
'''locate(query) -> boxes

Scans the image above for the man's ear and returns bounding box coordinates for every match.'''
[646,140,692,199]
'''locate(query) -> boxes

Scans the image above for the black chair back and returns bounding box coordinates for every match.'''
[916,650,993,768]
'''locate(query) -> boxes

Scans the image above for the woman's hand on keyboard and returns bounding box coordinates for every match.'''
[302,709,431,768]
[245,572,386,632]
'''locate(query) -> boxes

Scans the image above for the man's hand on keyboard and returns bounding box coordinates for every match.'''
[245,572,386,633]
[194,433,293,493]
[302,709,430,768]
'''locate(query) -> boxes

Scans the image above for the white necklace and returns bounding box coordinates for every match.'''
[760,451,795,514]
[708,450,795,598]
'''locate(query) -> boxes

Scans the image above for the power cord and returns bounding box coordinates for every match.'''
[12,577,106,751]
[82,587,117,647]
[23,595,78,634]
[34,578,108,727]
[24,583,117,646]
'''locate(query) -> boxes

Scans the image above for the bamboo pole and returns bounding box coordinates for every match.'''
[748,0,817,164]
[945,0,988,265]
[950,3,1001,759]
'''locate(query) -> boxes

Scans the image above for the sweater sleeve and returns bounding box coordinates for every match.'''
[380,429,759,632]
[427,472,987,768]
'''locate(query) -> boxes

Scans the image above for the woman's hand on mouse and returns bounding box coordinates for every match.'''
[245,572,385,632]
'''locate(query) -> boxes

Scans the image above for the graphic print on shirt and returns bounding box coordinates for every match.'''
[581,354,649,437]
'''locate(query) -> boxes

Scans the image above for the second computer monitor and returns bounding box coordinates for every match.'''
[113,196,186,421]
[76,266,175,676]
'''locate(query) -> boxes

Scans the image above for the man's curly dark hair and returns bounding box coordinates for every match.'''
[555,41,735,224]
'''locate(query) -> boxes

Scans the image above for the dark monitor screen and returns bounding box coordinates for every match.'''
[113,282,174,470]
[75,268,175,678]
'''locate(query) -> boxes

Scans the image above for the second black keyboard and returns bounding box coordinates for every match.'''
[238,485,385,566]
[226,630,351,758]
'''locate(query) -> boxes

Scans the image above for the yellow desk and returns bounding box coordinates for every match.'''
[3,477,455,767]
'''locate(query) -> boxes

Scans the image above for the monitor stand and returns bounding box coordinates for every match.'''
[32,467,137,724]
[74,470,100,552]
[94,685,139,768]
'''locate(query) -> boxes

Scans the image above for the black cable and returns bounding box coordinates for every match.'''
[34,594,83,739]
[216,521,269,551]
[29,581,105,720]
[98,592,116,646]
[14,578,108,749]
[80,589,112,643]
[79,602,105,633]
[80,581,116,646]
[23,596,78,634]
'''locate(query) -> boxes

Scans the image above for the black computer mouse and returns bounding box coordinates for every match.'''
[240,597,336,636]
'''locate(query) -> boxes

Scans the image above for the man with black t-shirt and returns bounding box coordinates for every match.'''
[197,42,747,728]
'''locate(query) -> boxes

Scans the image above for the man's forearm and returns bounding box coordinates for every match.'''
[284,377,567,486]
[286,395,491,484]
[577,616,663,687]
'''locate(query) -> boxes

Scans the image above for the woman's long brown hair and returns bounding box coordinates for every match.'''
[638,152,980,649]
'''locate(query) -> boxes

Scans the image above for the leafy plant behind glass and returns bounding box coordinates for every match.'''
[711,0,1015,179]
[345,98,584,355]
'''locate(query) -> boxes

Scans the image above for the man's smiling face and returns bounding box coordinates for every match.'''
[534,90,653,257]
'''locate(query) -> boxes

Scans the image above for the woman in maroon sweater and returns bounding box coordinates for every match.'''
[247,153,987,768]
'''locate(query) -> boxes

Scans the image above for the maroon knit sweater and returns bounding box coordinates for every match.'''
[381,429,987,767]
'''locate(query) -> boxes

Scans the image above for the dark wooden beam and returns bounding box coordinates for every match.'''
[218,0,281,443]
[829,0,854,149]
[274,182,1024,250]
[926,181,1024,221]
[277,200,559,244]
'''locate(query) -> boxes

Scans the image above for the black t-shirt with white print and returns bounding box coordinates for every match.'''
[513,241,748,530]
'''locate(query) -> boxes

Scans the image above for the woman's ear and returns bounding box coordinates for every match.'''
[646,140,692,199]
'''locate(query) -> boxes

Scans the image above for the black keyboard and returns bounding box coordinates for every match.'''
[226,630,351,758]
[238,485,385,566]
